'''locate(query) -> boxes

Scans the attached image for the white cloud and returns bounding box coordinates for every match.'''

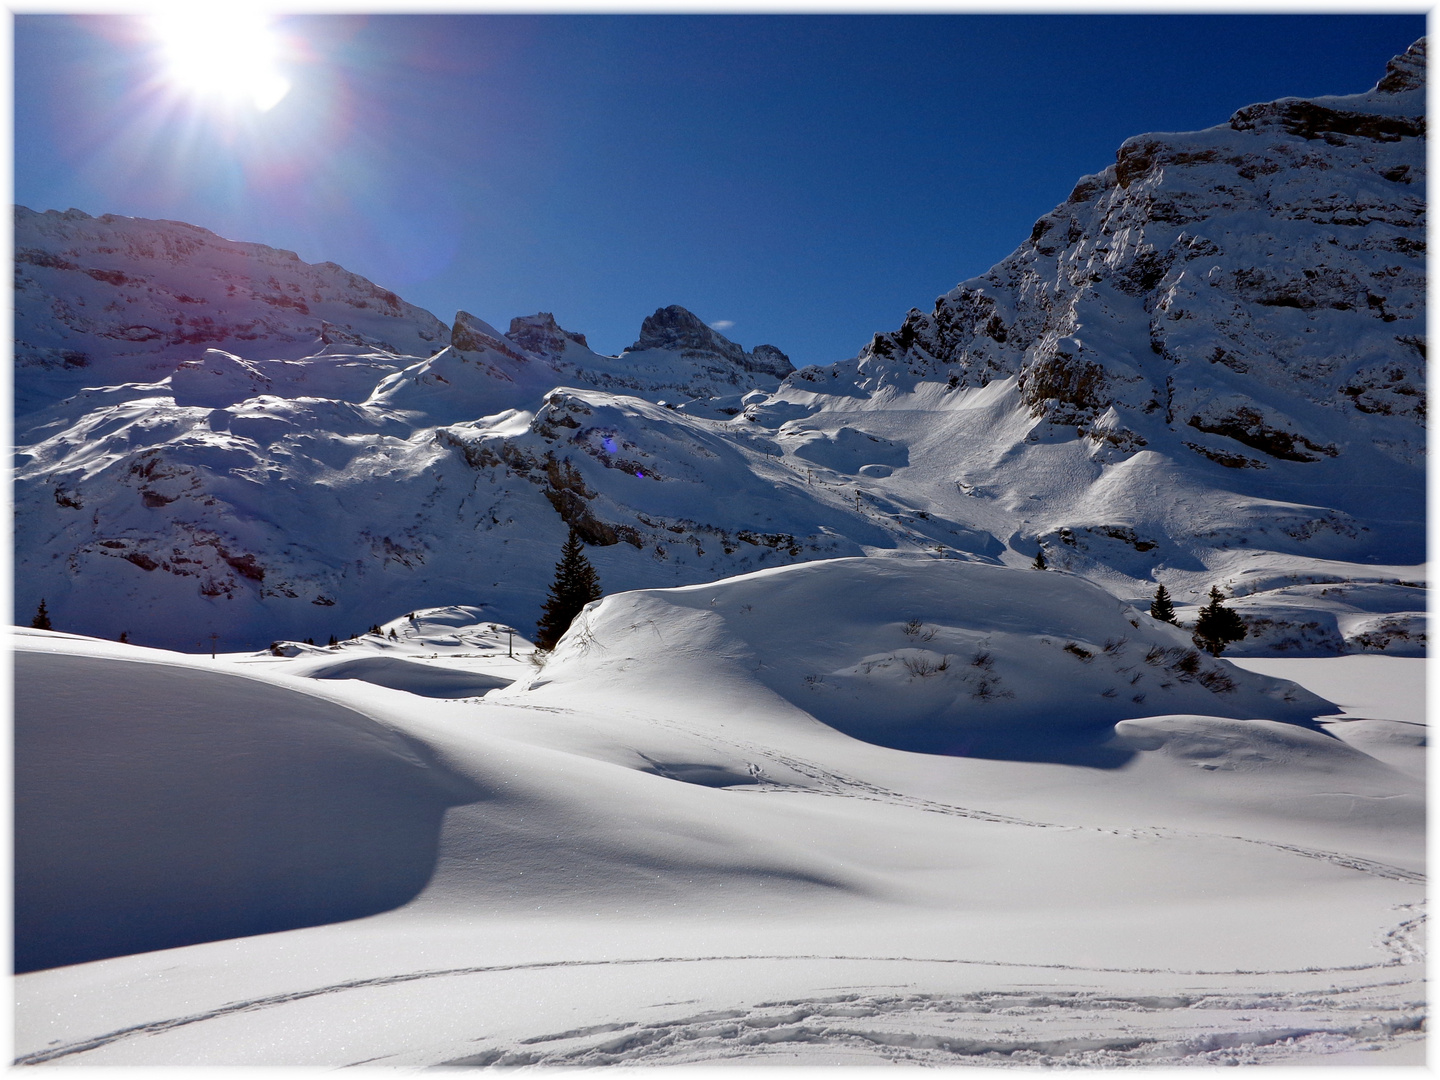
[709,319,735,331]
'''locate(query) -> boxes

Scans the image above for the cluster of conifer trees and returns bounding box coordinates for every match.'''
[1149,583,1247,656]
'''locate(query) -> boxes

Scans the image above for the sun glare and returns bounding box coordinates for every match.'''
[149,10,291,112]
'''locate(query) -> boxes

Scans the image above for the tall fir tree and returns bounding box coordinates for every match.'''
[30,598,52,631]
[535,528,603,651]
[1148,584,1177,624]
[1192,586,1247,656]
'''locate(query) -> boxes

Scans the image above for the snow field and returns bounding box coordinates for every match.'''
[12,557,1425,1066]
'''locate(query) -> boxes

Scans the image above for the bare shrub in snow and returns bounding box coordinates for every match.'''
[902,618,936,641]
[1100,687,1118,698]
[1170,649,1203,678]
[1063,641,1094,662]
[971,649,994,670]
[903,654,946,678]
[971,676,1014,701]
[1195,667,1236,693]
[1144,645,1169,666]
[1102,636,1127,655]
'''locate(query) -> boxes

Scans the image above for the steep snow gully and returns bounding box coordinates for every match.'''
[11,40,1428,1068]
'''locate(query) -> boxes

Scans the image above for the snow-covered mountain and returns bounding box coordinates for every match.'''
[13,41,1425,654]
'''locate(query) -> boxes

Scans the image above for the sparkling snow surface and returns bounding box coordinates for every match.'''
[13,565,1424,1067]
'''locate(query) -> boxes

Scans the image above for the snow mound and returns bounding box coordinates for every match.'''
[1113,714,1401,775]
[1109,714,1423,832]
[393,604,516,647]
[14,640,483,972]
[523,557,1333,764]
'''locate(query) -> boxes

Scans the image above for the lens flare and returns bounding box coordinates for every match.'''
[149,10,291,112]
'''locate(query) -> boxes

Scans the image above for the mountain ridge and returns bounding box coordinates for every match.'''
[12,40,1426,655]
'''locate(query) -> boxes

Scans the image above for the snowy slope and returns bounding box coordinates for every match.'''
[517,558,1334,762]
[835,39,1425,564]
[11,42,1426,654]
[13,560,1425,1064]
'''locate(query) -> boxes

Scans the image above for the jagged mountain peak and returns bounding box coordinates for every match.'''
[449,310,523,358]
[629,305,793,378]
[506,312,590,357]
[1376,37,1426,94]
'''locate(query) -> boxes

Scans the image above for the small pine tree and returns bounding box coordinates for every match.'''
[30,599,52,631]
[1149,584,1177,624]
[1193,586,1247,656]
[1032,549,1047,570]
[328,634,338,647]
[118,630,129,644]
[388,628,398,640]
[535,528,603,651]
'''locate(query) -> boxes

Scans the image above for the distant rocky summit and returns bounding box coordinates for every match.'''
[630,305,793,379]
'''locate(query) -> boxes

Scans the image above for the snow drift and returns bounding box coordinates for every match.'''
[518,557,1333,764]
[13,630,483,971]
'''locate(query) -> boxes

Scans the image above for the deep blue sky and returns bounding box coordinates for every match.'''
[14,13,1426,366]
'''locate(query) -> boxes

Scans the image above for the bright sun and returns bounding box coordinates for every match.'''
[149,10,291,112]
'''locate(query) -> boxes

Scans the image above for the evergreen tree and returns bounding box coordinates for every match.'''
[1193,586,1247,656]
[536,528,603,651]
[1032,549,1047,570]
[118,630,129,644]
[1149,584,1177,624]
[30,599,51,631]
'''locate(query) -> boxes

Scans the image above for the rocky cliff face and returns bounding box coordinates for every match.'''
[857,39,1425,472]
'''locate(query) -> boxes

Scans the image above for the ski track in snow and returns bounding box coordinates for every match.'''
[18,954,1424,1067]
[432,981,1426,1068]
